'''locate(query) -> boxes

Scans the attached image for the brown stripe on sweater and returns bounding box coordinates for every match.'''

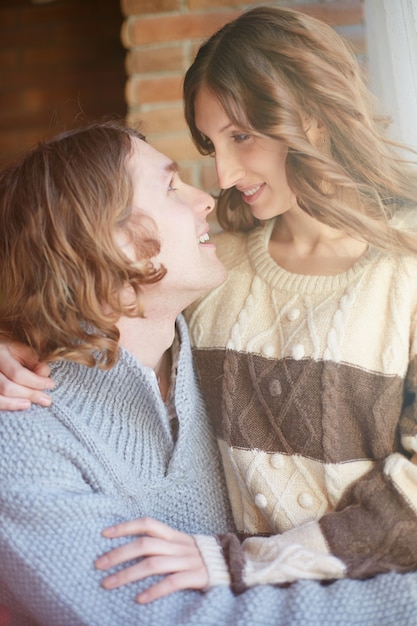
[193,348,404,464]
[319,463,417,577]
[216,533,247,594]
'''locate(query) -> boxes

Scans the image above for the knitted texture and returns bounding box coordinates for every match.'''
[186,215,417,587]
[2,315,417,625]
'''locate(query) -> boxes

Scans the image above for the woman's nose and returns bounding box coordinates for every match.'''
[215,153,245,190]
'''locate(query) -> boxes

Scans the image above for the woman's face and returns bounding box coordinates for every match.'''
[194,87,297,221]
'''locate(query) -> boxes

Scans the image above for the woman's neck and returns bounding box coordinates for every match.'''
[269,207,368,275]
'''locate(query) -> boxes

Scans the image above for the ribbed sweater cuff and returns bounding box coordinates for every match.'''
[193,534,231,587]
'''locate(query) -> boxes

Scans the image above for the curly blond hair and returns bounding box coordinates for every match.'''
[184,5,417,254]
[0,120,165,368]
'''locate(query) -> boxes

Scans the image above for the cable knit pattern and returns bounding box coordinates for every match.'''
[186,214,417,589]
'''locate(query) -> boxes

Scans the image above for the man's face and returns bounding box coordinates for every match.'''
[125,138,227,311]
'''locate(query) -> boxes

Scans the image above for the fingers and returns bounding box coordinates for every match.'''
[96,532,196,570]
[96,517,209,601]
[32,361,52,378]
[0,394,32,411]
[1,343,52,388]
[102,516,186,543]
[136,570,208,604]
[0,342,53,409]
[0,373,53,409]
[100,552,205,589]
[98,551,208,602]
[96,519,209,601]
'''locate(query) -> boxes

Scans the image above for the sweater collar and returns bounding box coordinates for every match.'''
[247,219,381,295]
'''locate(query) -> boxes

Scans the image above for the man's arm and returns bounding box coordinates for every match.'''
[0,408,229,626]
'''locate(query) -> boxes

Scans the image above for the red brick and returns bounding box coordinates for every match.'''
[123,11,240,46]
[201,163,219,194]
[188,0,363,25]
[121,0,180,16]
[188,0,244,8]
[126,75,183,106]
[294,1,363,26]
[126,45,185,74]
[127,105,186,134]
[148,132,202,162]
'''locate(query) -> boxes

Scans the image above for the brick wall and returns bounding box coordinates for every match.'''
[0,0,126,166]
[0,0,365,182]
[121,0,365,192]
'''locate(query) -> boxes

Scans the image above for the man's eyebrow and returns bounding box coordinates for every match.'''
[164,161,179,174]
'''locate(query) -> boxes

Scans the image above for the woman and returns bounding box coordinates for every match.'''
[97,5,417,592]
[3,5,417,602]
[181,4,417,587]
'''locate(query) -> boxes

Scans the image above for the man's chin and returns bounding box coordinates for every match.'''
[189,267,228,304]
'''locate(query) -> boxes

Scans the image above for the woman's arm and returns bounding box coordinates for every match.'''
[97,354,417,593]
[96,517,213,603]
[96,450,417,597]
[0,340,52,410]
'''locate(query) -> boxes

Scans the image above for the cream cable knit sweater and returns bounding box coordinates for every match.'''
[186,215,417,591]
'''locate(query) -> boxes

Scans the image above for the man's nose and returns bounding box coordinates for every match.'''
[194,188,215,215]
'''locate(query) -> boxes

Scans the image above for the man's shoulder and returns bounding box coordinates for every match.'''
[0,403,77,484]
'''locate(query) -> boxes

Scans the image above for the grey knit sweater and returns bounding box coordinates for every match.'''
[1,315,417,625]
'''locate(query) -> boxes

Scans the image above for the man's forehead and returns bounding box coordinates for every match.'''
[132,138,178,176]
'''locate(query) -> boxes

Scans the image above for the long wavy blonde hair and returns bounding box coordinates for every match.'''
[184,5,417,254]
[0,120,165,368]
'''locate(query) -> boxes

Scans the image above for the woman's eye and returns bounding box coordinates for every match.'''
[202,136,214,155]
[232,133,250,143]
[168,178,177,192]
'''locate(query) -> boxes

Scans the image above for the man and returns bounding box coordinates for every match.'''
[0,121,416,626]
